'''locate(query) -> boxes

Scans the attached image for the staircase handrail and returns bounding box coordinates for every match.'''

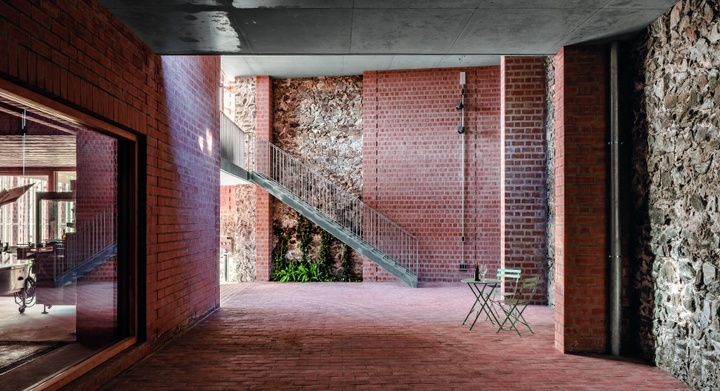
[220,113,255,170]
[219,112,418,276]
[60,203,117,280]
[256,137,419,275]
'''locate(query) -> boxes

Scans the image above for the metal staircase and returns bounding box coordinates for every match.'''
[220,114,418,287]
[53,205,117,287]
[53,241,117,287]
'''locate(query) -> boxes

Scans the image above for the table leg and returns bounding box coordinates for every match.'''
[469,284,503,330]
[479,285,501,326]
[469,286,494,330]
[462,283,483,325]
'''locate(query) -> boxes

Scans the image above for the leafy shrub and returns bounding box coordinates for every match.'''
[273,259,333,282]
[271,219,358,283]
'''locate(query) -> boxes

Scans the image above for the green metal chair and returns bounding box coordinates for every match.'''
[483,268,521,324]
[493,276,540,336]
[492,268,521,301]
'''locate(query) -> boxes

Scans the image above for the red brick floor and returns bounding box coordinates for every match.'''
[103,282,689,390]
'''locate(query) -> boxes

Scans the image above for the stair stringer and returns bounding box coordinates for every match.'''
[249,171,418,288]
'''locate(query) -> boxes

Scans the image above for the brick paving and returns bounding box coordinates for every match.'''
[103,282,689,390]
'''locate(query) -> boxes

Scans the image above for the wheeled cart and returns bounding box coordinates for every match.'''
[0,261,37,313]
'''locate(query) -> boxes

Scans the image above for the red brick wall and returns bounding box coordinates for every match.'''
[220,186,237,215]
[75,129,117,223]
[0,0,221,385]
[500,57,547,303]
[74,128,120,344]
[150,55,220,340]
[359,72,381,281]
[81,257,117,282]
[474,67,503,278]
[553,47,608,353]
[255,76,273,281]
[362,67,502,282]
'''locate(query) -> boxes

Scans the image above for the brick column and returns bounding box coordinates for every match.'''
[553,47,608,353]
[500,56,547,303]
[255,76,273,281]
[359,71,386,281]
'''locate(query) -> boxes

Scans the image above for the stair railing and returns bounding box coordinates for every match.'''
[220,113,255,170]
[220,112,418,276]
[60,204,117,280]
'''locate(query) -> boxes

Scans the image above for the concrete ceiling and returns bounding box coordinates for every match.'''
[99,0,676,78]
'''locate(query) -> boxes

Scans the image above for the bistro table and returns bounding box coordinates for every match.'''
[461,277,501,330]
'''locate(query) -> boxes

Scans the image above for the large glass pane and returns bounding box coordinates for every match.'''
[0,102,124,388]
[73,127,118,346]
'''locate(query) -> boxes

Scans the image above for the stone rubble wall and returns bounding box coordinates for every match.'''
[634,0,720,388]
[234,77,256,134]
[544,56,556,308]
[220,185,257,282]
[272,76,364,277]
[219,77,257,282]
[273,77,363,195]
[630,32,656,363]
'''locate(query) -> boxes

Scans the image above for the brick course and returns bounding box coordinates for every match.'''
[500,56,547,303]
[73,127,117,343]
[254,76,273,281]
[553,46,608,353]
[362,67,502,282]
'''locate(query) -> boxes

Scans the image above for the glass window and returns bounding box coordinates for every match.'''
[0,99,131,388]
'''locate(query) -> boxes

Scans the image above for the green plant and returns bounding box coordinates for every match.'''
[271,223,290,279]
[340,243,358,282]
[317,230,335,276]
[273,264,292,282]
[272,217,349,283]
[296,215,313,260]
[273,259,327,282]
[305,261,324,282]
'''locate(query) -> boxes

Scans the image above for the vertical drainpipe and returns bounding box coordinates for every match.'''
[459,73,466,267]
[609,41,622,357]
[461,126,466,265]
[461,93,466,266]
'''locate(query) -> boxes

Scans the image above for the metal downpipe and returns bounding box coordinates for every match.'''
[461,105,465,266]
[609,41,622,357]
[458,75,466,267]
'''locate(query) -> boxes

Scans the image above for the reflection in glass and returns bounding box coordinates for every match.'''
[70,127,118,346]
[0,176,47,245]
[0,106,122,387]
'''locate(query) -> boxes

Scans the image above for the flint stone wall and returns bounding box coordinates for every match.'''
[220,185,257,282]
[272,76,364,277]
[544,56,556,308]
[234,77,256,134]
[220,76,257,282]
[273,76,363,195]
[634,0,720,388]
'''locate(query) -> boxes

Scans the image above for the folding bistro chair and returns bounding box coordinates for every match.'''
[494,276,540,336]
[495,269,521,298]
[483,268,521,324]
